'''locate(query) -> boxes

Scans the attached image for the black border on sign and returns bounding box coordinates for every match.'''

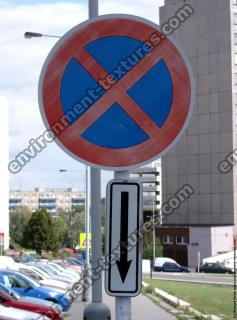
[108,182,140,294]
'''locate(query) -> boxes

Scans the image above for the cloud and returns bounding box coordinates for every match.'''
[1,0,164,193]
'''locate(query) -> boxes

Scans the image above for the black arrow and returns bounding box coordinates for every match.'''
[116,191,132,283]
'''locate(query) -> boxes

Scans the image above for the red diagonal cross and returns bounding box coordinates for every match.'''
[60,42,169,145]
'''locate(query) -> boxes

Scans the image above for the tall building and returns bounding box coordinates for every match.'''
[0,97,9,249]
[159,0,235,266]
[129,160,162,218]
[9,188,85,217]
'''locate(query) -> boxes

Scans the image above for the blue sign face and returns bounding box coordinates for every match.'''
[60,35,173,149]
[40,15,193,170]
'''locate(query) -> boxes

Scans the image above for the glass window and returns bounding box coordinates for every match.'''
[235,34,237,44]
[235,74,237,85]
[234,0,237,5]
[162,235,173,245]
[234,13,237,24]
[176,236,188,245]
[234,54,237,64]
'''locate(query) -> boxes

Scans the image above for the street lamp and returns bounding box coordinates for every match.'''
[24,32,61,39]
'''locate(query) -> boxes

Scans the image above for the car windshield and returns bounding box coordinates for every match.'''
[38,265,57,276]
[15,273,40,288]
[50,264,65,272]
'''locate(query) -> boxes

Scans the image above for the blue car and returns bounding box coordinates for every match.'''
[0,282,62,313]
[162,262,190,272]
[0,270,71,311]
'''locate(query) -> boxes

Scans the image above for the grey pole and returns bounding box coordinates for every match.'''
[114,171,132,320]
[83,1,111,319]
[82,166,90,302]
[152,198,156,263]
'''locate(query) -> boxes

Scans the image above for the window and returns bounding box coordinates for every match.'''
[234,53,237,64]
[235,34,237,44]
[234,13,237,24]
[162,235,173,245]
[235,74,237,85]
[176,235,188,245]
[234,0,237,5]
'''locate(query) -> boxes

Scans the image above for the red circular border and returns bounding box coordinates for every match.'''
[41,17,192,169]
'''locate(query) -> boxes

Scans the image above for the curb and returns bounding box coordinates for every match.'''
[142,281,222,320]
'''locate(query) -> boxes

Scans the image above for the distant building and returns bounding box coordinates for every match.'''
[130,160,162,218]
[9,188,85,217]
[159,0,235,267]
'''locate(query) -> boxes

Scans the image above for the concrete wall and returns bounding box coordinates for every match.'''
[0,97,9,249]
[188,226,233,267]
[160,0,235,226]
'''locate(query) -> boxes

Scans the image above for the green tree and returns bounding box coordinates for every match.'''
[143,219,163,260]
[10,206,32,247]
[59,207,85,249]
[22,209,58,255]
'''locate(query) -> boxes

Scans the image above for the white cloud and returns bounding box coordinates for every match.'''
[1,0,164,194]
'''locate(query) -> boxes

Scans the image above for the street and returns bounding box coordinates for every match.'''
[145,271,234,286]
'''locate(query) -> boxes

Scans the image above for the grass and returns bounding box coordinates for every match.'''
[144,278,233,319]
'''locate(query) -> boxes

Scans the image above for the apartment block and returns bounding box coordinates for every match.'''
[160,0,235,266]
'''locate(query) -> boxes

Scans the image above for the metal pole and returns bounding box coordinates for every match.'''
[86,166,90,266]
[91,167,102,302]
[152,198,156,263]
[83,1,111,318]
[82,166,90,302]
[114,171,131,320]
[197,250,200,274]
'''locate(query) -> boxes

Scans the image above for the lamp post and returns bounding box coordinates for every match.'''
[24,32,61,39]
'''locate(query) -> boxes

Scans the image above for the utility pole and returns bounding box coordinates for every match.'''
[82,1,111,319]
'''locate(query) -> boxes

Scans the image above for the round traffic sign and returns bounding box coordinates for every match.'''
[39,14,195,170]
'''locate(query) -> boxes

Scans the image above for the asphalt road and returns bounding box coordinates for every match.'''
[144,271,234,286]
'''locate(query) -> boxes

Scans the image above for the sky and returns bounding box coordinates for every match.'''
[1,0,164,195]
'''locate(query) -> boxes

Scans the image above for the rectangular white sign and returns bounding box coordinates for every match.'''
[105,180,143,297]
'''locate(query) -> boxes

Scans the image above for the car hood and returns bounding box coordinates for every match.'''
[0,304,50,320]
[38,285,65,297]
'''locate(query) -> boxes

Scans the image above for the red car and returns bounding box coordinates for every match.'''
[0,289,62,320]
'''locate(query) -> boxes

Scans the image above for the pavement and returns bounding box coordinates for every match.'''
[144,271,234,286]
[67,291,176,320]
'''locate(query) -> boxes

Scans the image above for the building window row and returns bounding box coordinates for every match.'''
[162,235,188,245]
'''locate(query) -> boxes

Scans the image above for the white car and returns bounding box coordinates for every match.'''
[15,264,72,291]
[0,304,50,320]
[48,262,81,280]
[153,257,177,271]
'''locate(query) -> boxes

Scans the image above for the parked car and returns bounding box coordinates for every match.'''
[0,282,62,313]
[28,263,77,284]
[0,270,71,311]
[162,262,190,272]
[0,304,50,320]
[153,257,177,271]
[197,263,234,274]
[0,286,62,320]
[15,264,72,292]
[48,262,81,279]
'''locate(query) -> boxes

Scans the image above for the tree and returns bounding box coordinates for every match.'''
[22,209,59,255]
[58,207,85,249]
[10,206,32,247]
[143,219,163,260]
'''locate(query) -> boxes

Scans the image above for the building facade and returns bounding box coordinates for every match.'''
[160,0,235,266]
[9,188,85,217]
[129,160,162,218]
